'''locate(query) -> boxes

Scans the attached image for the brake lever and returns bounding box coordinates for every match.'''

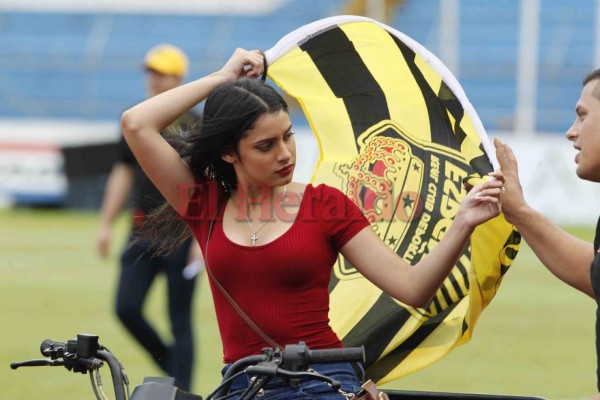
[11,359,65,369]
[11,356,104,372]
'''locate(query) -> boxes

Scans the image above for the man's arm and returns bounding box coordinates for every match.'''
[96,162,134,259]
[495,137,595,297]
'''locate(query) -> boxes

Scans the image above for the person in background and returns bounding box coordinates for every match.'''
[494,68,600,399]
[119,47,504,399]
[96,44,202,391]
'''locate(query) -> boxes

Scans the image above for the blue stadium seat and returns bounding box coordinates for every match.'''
[536,0,595,132]
[0,0,597,134]
[0,1,346,122]
[390,0,441,54]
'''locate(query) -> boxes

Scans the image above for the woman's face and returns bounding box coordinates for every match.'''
[224,110,296,190]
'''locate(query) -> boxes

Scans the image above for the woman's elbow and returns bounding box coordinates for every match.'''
[400,291,432,309]
[120,109,141,139]
[386,273,432,308]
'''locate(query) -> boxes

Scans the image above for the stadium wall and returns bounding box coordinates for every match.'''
[1,119,597,226]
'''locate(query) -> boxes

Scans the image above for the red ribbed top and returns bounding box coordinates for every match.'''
[185,183,369,363]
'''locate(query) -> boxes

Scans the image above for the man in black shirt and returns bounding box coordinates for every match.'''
[494,69,600,398]
[96,44,201,391]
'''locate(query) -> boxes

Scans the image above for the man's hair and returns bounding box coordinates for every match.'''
[583,69,600,100]
[583,69,600,85]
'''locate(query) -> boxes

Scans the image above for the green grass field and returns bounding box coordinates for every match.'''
[0,208,596,399]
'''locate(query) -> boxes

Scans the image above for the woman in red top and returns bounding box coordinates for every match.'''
[121,48,505,399]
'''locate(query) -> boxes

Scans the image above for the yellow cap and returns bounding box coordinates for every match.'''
[144,44,189,78]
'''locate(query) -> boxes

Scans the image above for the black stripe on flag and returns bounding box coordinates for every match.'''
[299,26,390,143]
[500,230,521,276]
[437,81,467,146]
[341,294,412,366]
[470,146,494,176]
[389,33,459,151]
[366,300,462,382]
[438,62,493,175]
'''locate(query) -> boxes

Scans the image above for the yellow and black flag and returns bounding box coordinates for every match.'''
[265,16,520,384]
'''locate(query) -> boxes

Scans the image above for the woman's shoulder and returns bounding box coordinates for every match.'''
[302,182,346,199]
[286,182,347,206]
[295,182,359,217]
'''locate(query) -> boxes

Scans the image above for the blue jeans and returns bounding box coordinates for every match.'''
[222,362,364,399]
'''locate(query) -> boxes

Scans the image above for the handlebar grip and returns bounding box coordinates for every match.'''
[307,346,365,364]
[40,339,66,357]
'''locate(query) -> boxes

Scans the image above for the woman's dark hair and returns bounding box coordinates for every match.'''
[187,78,289,189]
[139,78,289,255]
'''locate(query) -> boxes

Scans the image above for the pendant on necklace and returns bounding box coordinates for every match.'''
[244,185,287,247]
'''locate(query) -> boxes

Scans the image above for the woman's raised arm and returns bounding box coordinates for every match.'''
[120,49,264,215]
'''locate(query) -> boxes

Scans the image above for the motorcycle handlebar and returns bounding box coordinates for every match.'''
[275,342,364,372]
[223,343,364,379]
[303,346,365,364]
[26,335,127,400]
[211,342,365,400]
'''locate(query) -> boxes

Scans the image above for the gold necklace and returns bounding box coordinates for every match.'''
[244,185,287,246]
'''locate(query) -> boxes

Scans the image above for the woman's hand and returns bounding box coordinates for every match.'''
[456,171,505,230]
[217,48,265,81]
